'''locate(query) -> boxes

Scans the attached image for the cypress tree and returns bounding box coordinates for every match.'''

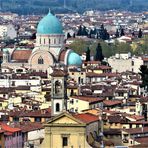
[138,28,143,38]
[77,25,83,36]
[95,43,104,61]
[67,32,71,39]
[139,65,148,92]
[120,28,125,36]
[85,47,90,62]
[115,29,120,37]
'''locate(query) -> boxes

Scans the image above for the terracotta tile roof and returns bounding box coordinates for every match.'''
[0,123,21,133]
[108,115,126,123]
[142,57,148,62]
[20,108,51,118]
[135,136,148,144]
[129,143,148,148]
[50,69,68,77]
[94,65,112,70]
[103,100,122,106]
[83,61,101,65]
[126,114,144,121]
[14,122,44,133]
[73,113,99,124]
[104,129,121,135]
[11,50,32,61]
[67,85,78,89]
[86,72,119,78]
[71,96,104,104]
[123,127,148,134]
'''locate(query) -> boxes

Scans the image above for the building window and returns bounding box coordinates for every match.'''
[35,117,41,122]
[40,38,41,44]
[54,38,56,44]
[56,103,60,112]
[62,137,68,147]
[132,61,134,66]
[44,38,46,44]
[49,38,50,44]
[38,57,44,64]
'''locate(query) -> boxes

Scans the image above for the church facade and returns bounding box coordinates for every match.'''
[2,11,82,72]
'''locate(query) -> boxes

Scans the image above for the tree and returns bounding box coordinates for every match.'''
[88,29,93,38]
[139,65,148,92]
[73,33,76,38]
[95,43,104,61]
[138,28,143,38]
[77,25,83,36]
[82,26,88,36]
[99,24,110,40]
[120,28,125,36]
[85,47,90,61]
[115,29,120,37]
[67,32,71,39]
[132,31,135,37]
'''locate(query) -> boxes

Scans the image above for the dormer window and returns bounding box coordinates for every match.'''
[38,56,44,64]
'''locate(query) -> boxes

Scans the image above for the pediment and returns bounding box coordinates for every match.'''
[46,112,85,125]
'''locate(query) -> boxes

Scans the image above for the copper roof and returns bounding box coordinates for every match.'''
[59,50,67,62]
[11,50,32,61]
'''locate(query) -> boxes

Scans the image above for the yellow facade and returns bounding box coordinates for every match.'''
[41,112,91,148]
[68,97,89,113]
[0,100,8,110]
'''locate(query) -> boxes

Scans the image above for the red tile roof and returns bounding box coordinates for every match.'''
[73,113,99,124]
[123,127,148,134]
[135,136,148,144]
[50,69,68,77]
[71,96,104,104]
[14,122,43,133]
[0,123,21,133]
[103,100,122,106]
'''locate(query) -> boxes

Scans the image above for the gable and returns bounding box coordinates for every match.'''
[46,112,86,125]
[53,116,79,124]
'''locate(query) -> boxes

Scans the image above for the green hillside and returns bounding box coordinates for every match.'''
[0,0,148,14]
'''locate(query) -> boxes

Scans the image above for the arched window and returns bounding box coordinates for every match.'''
[56,103,60,112]
[55,80,62,94]
[38,56,44,64]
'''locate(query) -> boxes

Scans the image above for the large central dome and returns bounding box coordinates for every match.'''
[37,11,63,35]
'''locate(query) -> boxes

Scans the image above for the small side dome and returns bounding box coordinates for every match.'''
[67,51,82,66]
[37,11,63,35]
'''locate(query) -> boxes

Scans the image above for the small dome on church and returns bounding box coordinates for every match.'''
[67,51,82,66]
[37,11,63,35]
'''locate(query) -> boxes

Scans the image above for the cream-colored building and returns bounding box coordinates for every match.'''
[108,53,143,73]
[68,96,104,113]
[0,24,17,39]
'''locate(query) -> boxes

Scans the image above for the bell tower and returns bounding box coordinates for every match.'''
[50,66,68,116]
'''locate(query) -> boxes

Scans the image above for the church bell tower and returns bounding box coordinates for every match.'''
[50,66,68,116]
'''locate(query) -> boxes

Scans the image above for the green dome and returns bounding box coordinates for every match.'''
[37,11,63,35]
[67,51,82,66]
